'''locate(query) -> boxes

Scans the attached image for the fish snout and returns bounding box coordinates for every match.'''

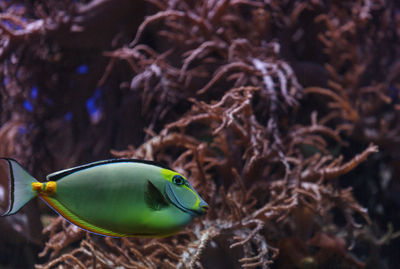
[201,205,209,214]
[199,201,209,215]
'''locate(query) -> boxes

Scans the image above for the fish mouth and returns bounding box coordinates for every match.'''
[189,203,209,216]
[188,201,209,216]
[200,204,209,215]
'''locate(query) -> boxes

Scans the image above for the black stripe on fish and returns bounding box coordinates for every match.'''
[6,159,14,216]
[47,159,172,181]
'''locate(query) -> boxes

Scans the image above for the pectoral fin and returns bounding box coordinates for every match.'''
[145,180,168,211]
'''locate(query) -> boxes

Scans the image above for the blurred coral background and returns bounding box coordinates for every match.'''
[1,0,399,268]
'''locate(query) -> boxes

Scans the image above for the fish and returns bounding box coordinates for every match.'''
[0,158,208,237]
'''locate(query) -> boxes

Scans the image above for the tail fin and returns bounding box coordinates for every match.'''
[0,158,38,216]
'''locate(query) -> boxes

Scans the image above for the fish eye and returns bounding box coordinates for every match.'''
[172,175,185,186]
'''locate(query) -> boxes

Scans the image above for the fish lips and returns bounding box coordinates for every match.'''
[165,182,208,217]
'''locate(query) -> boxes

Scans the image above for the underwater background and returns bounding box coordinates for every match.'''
[1,0,400,268]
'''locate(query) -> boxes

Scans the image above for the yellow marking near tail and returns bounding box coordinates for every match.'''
[45,181,57,194]
[31,181,57,195]
[32,182,43,192]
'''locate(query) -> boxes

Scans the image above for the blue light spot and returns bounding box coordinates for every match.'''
[2,19,22,30]
[86,98,97,115]
[18,127,26,134]
[31,86,38,99]
[3,77,9,86]
[2,20,12,29]
[76,64,89,74]
[23,100,34,112]
[65,112,73,121]
[86,88,102,123]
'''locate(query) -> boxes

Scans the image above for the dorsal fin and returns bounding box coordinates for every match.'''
[46,159,171,181]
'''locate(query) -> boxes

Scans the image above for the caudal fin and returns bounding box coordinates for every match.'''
[0,158,38,216]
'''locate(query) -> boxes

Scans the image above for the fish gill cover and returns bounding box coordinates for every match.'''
[0,0,400,268]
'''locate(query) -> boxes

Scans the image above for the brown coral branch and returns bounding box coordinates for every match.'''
[130,10,211,47]
[187,227,216,268]
[38,219,85,259]
[197,62,257,94]
[239,248,271,268]
[300,143,378,182]
[144,241,181,261]
[179,40,226,81]
[35,249,86,269]
[305,86,359,122]
[230,219,264,249]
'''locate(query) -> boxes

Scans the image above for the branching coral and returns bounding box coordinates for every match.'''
[1,0,398,268]
[36,87,378,268]
[100,0,302,133]
[306,0,400,146]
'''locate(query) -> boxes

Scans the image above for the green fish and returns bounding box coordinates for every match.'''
[0,158,208,237]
